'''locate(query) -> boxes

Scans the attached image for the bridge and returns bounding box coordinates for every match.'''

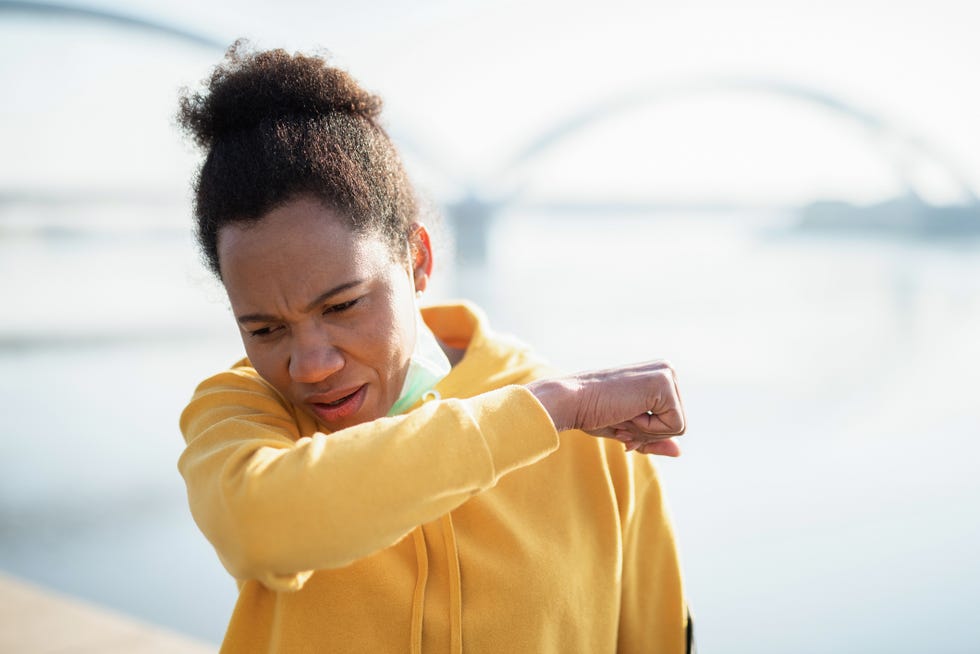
[4,0,979,257]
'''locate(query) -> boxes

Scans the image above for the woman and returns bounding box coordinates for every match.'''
[177,42,691,653]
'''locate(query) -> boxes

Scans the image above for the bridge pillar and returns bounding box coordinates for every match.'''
[446,194,494,265]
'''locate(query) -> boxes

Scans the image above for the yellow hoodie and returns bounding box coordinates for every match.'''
[178,303,688,653]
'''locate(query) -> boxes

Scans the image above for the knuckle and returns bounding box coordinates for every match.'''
[651,361,677,382]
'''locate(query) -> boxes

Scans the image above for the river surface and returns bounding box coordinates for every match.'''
[1,208,978,652]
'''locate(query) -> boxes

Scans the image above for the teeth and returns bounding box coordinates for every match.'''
[322,390,356,407]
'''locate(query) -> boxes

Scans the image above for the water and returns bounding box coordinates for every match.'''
[1,209,978,651]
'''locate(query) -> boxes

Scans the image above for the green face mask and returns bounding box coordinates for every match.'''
[387,309,452,416]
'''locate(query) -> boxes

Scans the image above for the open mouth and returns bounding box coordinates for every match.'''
[319,389,359,408]
[309,385,367,423]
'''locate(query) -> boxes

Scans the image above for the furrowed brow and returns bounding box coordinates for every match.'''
[236,279,366,325]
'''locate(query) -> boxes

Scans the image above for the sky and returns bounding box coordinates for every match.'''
[1,0,980,211]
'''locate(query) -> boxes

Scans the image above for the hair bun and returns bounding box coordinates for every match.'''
[179,39,383,149]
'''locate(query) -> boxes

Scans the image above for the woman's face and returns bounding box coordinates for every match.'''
[217,195,429,431]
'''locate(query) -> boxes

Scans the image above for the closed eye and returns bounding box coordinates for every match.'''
[248,325,282,338]
[324,298,360,314]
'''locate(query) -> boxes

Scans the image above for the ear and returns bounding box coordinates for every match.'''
[408,222,434,293]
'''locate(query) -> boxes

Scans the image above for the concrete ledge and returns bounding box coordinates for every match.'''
[0,572,215,653]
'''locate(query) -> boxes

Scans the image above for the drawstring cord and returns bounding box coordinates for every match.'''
[441,513,463,654]
[410,518,464,654]
[411,527,429,654]
[409,390,462,653]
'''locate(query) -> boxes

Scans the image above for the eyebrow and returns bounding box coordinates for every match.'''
[236,279,366,324]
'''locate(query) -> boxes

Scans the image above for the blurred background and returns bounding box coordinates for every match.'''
[1,0,978,651]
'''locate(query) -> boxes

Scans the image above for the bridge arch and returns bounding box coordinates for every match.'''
[0,0,225,50]
[493,77,978,206]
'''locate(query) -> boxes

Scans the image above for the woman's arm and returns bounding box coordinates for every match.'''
[179,360,687,592]
[178,369,559,591]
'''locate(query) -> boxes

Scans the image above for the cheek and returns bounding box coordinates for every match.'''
[370,307,414,373]
[370,270,419,371]
[244,343,290,389]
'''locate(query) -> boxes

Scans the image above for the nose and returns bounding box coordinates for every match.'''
[288,327,345,384]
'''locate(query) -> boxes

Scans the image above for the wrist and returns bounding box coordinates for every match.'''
[526,378,579,432]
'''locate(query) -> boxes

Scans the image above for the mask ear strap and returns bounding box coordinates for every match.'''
[386,310,451,416]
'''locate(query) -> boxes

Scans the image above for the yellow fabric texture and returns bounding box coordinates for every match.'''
[178,302,687,653]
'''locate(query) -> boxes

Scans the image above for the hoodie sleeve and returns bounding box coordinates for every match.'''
[177,367,559,592]
[613,450,690,654]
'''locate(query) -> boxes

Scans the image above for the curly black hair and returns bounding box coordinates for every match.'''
[177,40,419,277]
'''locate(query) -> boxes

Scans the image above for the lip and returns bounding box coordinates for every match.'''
[306,385,367,424]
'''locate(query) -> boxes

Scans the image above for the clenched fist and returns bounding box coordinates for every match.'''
[527,361,686,457]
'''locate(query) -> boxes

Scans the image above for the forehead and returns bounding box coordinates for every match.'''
[217,196,396,305]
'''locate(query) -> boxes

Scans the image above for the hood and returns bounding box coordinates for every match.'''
[422,302,554,398]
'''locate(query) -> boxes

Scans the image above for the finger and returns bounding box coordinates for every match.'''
[637,437,681,457]
[591,427,630,441]
[636,371,686,435]
[609,420,677,442]
[637,359,675,374]
[633,407,685,435]
[668,367,687,436]
[612,428,632,440]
